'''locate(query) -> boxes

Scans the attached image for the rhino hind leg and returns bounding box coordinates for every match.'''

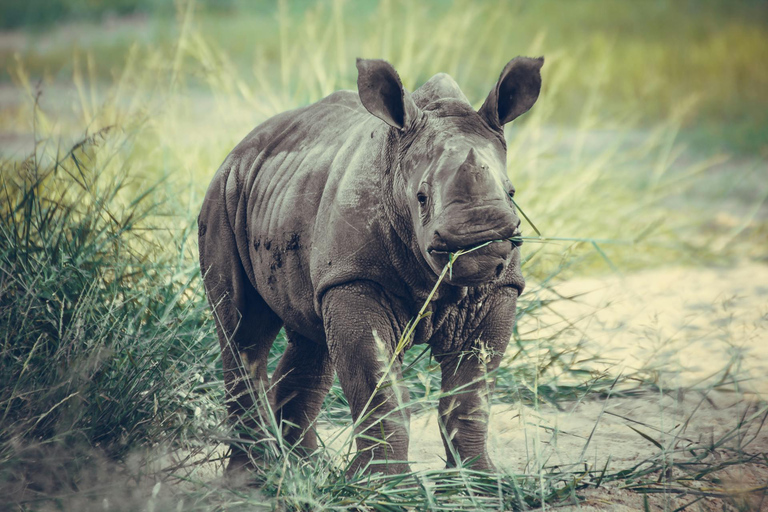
[219,290,283,474]
[199,216,283,474]
[271,329,335,452]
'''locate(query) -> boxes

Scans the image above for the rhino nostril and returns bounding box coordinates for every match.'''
[495,263,504,277]
[430,230,445,248]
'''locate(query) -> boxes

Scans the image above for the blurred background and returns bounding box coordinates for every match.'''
[1,0,766,253]
[2,0,767,151]
[1,1,767,509]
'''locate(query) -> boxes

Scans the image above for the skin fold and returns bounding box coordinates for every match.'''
[198,56,543,475]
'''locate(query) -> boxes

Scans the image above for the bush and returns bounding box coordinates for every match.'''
[0,123,220,495]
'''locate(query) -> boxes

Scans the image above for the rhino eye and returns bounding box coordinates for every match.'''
[507,188,516,199]
[417,192,428,205]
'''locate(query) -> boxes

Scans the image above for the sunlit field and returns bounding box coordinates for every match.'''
[1,1,767,510]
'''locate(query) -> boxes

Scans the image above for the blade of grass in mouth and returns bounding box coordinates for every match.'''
[510,197,541,237]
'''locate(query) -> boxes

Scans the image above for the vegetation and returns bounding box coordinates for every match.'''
[0,0,766,510]
[3,0,768,155]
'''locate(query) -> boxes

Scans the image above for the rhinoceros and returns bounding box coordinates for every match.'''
[198,56,543,475]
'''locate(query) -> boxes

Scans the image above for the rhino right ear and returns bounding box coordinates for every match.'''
[356,58,419,131]
[479,56,544,129]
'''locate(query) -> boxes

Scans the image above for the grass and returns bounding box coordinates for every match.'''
[0,111,223,497]
[1,0,767,510]
[2,0,767,155]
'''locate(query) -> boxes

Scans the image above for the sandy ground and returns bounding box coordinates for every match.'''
[525,261,768,396]
[316,262,768,510]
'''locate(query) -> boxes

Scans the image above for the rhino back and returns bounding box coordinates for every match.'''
[207,90,394,341]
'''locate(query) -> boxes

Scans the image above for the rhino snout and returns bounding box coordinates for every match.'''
[421,213,523,285]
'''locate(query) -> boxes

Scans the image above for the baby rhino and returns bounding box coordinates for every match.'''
[199,56,543,475]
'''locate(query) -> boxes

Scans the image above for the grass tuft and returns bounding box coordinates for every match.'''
[0,108,220,500]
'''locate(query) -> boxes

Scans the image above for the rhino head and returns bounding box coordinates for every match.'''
[357,57,543,287]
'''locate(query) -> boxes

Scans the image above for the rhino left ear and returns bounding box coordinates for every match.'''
[356,58,419,131]
[479,56,544,129]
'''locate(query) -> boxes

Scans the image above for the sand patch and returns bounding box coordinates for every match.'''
[521,262,768,396]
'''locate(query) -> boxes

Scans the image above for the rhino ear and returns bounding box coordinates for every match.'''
[356,58,419,131]
[479,56,544,129]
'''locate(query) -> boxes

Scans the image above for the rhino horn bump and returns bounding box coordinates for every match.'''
[461,148,478,168]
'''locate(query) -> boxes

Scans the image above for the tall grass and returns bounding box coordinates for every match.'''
[1,1,766,510]
[0,102,223,498]
[4,1,768,154]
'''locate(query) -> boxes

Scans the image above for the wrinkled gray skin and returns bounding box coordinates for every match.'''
[198,56,543,476]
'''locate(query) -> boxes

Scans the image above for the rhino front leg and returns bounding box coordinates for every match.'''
[437,350,498,471]
[322,283,411,475]
[435,292,517,471]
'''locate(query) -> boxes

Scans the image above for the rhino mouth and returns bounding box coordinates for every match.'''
[422,225,523,286]
[426,238,519,256]
[426,228,522,255]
